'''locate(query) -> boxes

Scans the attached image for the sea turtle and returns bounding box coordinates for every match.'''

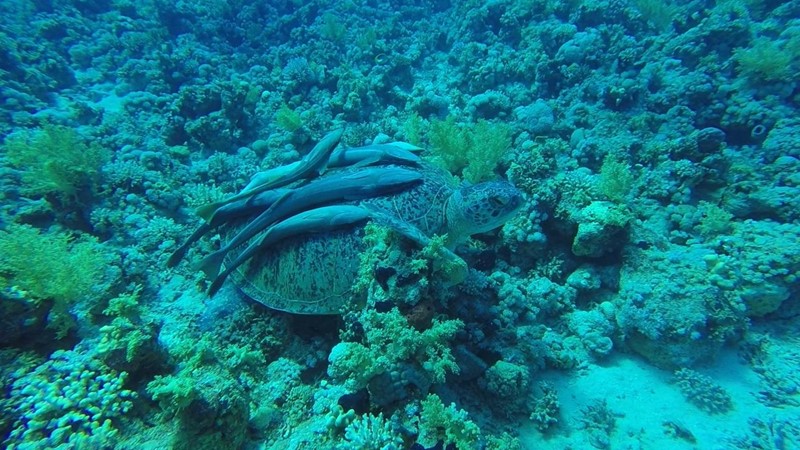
[173,131,524,314]
[216,171,522,314]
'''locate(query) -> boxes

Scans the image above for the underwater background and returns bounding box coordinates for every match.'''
[1,0,799,448]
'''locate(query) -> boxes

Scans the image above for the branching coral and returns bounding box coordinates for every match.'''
[328,308,463,389]
[341,413,402,450]
[481,360,531,400]
[2,125,109,201]
[0,224,113,338]
[418,394,480,449]
[5,350,135,450]
[530,381,560,431]
[579,399,617,450]
[739,333,800,407]
[145,336,251,450]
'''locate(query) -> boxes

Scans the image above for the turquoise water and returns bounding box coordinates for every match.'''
[1,0,799,448]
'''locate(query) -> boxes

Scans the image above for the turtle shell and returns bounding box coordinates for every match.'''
[221,164,456,314]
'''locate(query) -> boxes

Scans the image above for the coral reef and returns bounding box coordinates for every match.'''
[5,350,135,449]
[0,0,798,447]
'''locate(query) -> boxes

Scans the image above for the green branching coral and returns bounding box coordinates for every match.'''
[632,0,677,31]
[275,104,303,132]
[97,285,165,375]
[696,201,733,237]
[598,154,633,203]
[428,116,512,183]
[0,224,112,338]
[733,36,800,83]
[401,112,425,145]
[418,394,480,449]
[145,335,252,450]
[2,125,109,201]
[328,308,463,389]
[341,413,403,450]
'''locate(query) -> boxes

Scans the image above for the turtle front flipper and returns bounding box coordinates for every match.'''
[362,205,468,285]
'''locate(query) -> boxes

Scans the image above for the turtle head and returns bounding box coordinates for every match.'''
[445,181,524,246]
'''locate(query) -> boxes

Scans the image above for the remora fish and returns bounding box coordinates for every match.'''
[327,142,423,168]
[197,166,423,279]
[166,188,290,267]
[195,128,344,222]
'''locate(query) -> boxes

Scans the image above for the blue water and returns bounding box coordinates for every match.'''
[1,0,799,449]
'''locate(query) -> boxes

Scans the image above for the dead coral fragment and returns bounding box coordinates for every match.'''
[673,368,733,414]
[530,381,560,431]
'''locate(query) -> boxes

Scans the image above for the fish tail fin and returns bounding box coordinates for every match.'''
[167,224,211,267]
[166,244,189,267]
[196,201,225,222]
[207,272,228,297]
[197,250,225,280]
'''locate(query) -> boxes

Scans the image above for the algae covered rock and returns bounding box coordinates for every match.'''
[480,360,531,399]
[571,201,630,257]
[616,242,747,368]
